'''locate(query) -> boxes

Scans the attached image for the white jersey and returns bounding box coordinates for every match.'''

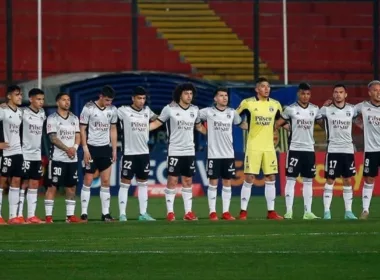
[118,105,156,155]
[22,107,46,161]
[199,106,241,159]
[47,112,80,162]
[79,101,118,147]
[354,101,380,152]
[318,103,358,154]
[281,102,321,152]
[158,103,200,156]
[0,104,22,156]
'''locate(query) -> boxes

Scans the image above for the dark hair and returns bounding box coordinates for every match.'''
[101,85,116,99]
[298,82,311,91]
[333,84,346,90]
[28,88,44,98]
[256,77,269,85]
[172,82,196,103]
[213,87,228,97]
[55,92,70,102]
[7,85,21,95]
[132,86,148,96]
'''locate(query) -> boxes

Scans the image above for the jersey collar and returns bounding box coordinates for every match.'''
[255,96,269,101]
[57,111,69,120]
[369,101,380,107]
[7,103,18,113]
[28,106,39,114]
[93,100,106,111]
[297,101,309,109]
[130,105,143,112]
[214,105,227,112]
[333,102,346,110]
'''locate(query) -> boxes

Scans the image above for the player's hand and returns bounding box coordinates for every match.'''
[83,150,92,165]
[283,123,291,131]
[112,150,117,163]
[66,147,76,159]
[0,142,9,150]
[323,99,333,106]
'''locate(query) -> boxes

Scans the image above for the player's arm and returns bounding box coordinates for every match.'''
[195,110,207,135]
[0,107,9,150]
[150,105,169,131]
[48,133,69,152]
[79,106,91,163]
[315,106,326,129]
[353,103,363,129]
[239,122,248,130]
[110,107,118,162]
[195,122,207,135]
[275,105,290,130]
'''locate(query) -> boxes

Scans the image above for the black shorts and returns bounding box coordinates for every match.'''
[22,160,43,180]
[363,152,380,177]
[207,158,236,180]
[1,154,23,178]
[286,150,316,178]
[325,153,356,179]
[167,156,196,177]
[84,145,113,174]
[121,154,150,180]
[48,161,78,188]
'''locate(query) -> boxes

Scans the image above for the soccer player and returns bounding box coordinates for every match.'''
[0,85,24,224]
[199,87,247,220]
[318,84,358,220]
[17,88,46,224]
[352,80,380,219]
[45,93,81,223]
[276,83,321,219]
[79,86,118,222]
[149,83,206,221]
[117,86,156,221]
[236,77,283,220]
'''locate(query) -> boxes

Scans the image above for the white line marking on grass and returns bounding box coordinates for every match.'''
[0,249,379,255]
[1,232,378,244]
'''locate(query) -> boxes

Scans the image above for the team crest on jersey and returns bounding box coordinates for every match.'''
[269,106,274,112]
[310,112,314,116]
[296,112,300,115]
[144,113,148,118]
[227,114,231,119]
[346,111,351,117]
[190,112,194,118]
[107,113,111,119]
[71,122,75,126]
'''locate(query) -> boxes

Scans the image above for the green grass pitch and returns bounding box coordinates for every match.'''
[1,196,380,280]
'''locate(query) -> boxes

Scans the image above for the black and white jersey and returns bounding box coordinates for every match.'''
[199,106,241,159]
[118,105,156,155]
[46,112,80,162]
[281,102,321,152]
[355,101,380,152]
[158,103,200,156]
[0,104,22,156]
[318,103,358,154]
[22,107,46,161]
[79,101,118,146]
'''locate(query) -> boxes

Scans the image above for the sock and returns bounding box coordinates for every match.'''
[100,187,111,215]
[80,185,91,215]
[240,181,252,211]
[65,199,76,217]
[44,199,54,216]
[27,189,38,218]
[137,181,148,215]
[182,187,193,213]
[222,186,232,213]
[118,183,130,216]
[323,183,334,212]
[207,185,217,213]
[343,186,353,212]
[0,188,2,217]
[284,177,296,213]
[18,189,26,217]
[164,187,176,213]
[9,187,20,219]
[362,183,374,212]
[303,178,313,213]
[265,181,276,211]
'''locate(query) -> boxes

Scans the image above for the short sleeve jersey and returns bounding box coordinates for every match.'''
[0,104,23,156]
[199,106,241,159]
[236,97,282,151]
[22,107,46,161]
[354,101,380,152]
[117,105,156,155]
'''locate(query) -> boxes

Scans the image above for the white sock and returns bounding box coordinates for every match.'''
[182,187,193,213]
[285,177,296,213]
[240,181,252,211]
[80,185,91,215]
[303,178,313,213]
[343,186,353,212]
[207,185,217,213]
[0,188,2,217]
[362,183,374,212]
[65,199,76,216]
[118,183,130,216]
[323,183,334,212]
[9,187,20,219]
[100,187,111,215]
[137,181,148,215]
[44,199,54,216]
[165,187,176,213]
[222,186,232,213]
[27,189,38,218]
[265,181,276,211]
[18,189,26,217]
